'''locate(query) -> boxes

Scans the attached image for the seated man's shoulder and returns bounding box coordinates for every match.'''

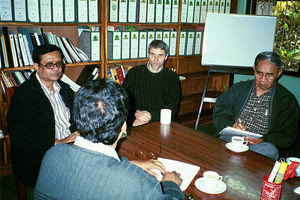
[276,83,299,106]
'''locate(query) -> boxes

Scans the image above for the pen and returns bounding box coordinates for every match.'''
[237,118,242,124]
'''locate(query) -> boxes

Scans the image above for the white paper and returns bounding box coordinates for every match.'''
[158,157,200,191]
[14,0,27,21]
[219,126,263,139]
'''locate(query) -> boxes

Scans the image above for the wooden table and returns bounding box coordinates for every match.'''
[118,122,300,200]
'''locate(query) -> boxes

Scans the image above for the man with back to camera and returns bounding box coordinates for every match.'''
[34,79,185,200]
[7,44,79,188]
[123,40,181,127]
[213,51,299,159]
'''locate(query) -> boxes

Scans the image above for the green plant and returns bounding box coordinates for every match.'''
[273,1,300,71]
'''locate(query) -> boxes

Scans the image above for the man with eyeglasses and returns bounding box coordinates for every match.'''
[7,44,79,188]
[213,51,299,159]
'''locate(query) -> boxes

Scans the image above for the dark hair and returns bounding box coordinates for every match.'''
[32,44,64,63]
[254,51,283,70]
[148,40,169,55]
[73,79,129,145]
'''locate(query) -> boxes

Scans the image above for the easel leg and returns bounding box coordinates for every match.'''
[194,69,211,130]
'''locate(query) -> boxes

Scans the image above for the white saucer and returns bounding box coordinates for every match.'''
[226,142,249,153]
[195,177,226,194]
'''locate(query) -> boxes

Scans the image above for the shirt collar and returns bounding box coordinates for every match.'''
[74,136,120,161]
[36,73,60,94]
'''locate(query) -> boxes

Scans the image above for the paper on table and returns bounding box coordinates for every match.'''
[158,157,200,191]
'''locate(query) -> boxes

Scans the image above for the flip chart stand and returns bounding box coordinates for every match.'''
[194,65,253,130]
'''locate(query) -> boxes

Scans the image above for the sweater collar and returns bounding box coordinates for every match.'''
[74,136,120,161]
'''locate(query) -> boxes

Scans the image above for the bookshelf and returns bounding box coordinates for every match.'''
[0,0,238,128]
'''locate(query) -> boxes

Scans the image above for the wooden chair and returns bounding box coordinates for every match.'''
[0,87,27,200]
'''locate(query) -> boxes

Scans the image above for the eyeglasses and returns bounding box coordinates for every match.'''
[132,142,161,160]
[39,62,64,69]
[254,70,276,80]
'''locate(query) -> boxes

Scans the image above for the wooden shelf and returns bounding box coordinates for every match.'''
[0,22,101,26]
[0,0,237,130]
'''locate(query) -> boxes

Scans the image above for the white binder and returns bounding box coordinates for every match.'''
[119,0,128,22]
[40,0,52,22]
[52,0,64,22]
[78,0,88,22]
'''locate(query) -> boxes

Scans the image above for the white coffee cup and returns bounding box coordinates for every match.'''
[160,109,172,124]
[231,136,248,151]
[203,171,223,191]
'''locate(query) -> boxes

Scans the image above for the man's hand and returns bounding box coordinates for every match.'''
[134,110,151,125]
[55,131,79,145]
[245,137,263,145]
[132,119,145,127]
[233,122,247,131]
[130,160,166,177]
[162,171,183,186]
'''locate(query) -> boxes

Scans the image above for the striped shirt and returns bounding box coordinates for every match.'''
[36,73,71,140]
[238,86,273,135]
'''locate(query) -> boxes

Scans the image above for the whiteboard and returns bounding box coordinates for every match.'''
[202,13,277,68]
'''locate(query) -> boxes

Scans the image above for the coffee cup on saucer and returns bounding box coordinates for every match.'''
[203,171,223,191]
[231,136,248,151]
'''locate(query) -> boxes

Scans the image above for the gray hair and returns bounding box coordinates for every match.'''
[148,40,169,55]
[254,51,283,70]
